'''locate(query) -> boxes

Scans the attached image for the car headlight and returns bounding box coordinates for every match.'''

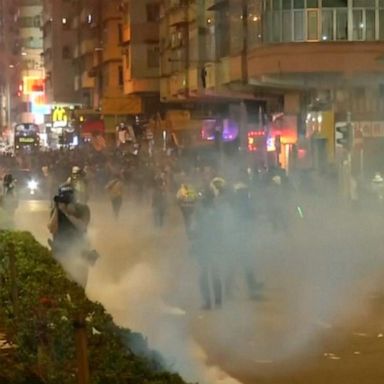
[27,180,38,190]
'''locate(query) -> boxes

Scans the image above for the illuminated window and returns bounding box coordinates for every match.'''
[321,10,333,40]
[353,9,364,40]
[262,0,383,43]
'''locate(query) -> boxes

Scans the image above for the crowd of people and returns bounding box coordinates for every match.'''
[0,144,344,308]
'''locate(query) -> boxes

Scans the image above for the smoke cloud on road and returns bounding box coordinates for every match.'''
[15,175,384,384]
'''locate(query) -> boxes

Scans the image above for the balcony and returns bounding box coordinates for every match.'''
[102,43,121,63]
[81,71,95,89]
[80,39,97,56]
[124,78,159,95]
[74,72,95,91]
[247,41,384,88]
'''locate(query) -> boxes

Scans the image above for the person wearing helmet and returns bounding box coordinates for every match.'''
[48,185,95,286]
[226,172,264,300]
[176,182,198,237]
[65,166,90,204]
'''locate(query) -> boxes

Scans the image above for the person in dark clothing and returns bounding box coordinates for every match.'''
[190,185,223,310]
[225,178,264,301]
[2,174,18,218]
[47,185,96,287]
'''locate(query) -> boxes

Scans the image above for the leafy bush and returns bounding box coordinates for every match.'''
[0,231,190,384]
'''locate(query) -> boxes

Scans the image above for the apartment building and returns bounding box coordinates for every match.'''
[19,0,45,124]
[249,0,384,172]
[160,0,268,136]
[70,0,100,109]
[0,0,22,135]
[42,0,78,104]
[120,0,161,117]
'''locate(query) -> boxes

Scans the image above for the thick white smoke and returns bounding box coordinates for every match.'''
[14,188,384,384]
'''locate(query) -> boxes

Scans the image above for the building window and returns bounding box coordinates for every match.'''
[379,10,384,40]
[322,0,347,6]
[307,9,319,40]
[282,0,292,9]
[118,23,123,44]
[262,0,384,43]
[353,9,364,40]
[353,0,375,7]
[272,11,281,41]
[336,9,348,40]
[19,16,40,28]
[293,10,304,40]
[366,10,376,40]
[147,46,160,68]
[272,0,281,10]
[282,10,292,41]
[322,9,334,40]
[146,3,160,22]
[307,0,318,7]
[293,0,304,9]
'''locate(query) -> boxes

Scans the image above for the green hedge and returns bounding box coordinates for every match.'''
[0,231,190,384]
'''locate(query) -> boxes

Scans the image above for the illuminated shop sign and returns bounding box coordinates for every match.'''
[52,106,68,128]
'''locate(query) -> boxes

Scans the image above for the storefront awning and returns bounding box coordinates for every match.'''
[82,120,104,136]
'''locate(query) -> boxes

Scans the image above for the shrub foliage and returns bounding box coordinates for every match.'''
[0,231,189,384]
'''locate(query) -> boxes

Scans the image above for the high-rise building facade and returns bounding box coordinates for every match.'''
[0,0,22,135]
[120,0,161,116]
[159,0,266,147]
[19,0,45,124]
[70,0,100,109]
[42,0,78,104]
[159,0,384,173]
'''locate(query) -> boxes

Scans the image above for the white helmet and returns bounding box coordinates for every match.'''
[72,166,81,174]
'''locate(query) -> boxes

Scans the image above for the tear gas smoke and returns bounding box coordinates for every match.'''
[14,171,384,384]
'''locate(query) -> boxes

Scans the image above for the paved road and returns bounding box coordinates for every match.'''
[14,198,384,384]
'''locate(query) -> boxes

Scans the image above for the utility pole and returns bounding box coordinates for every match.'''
[73,312,90,384]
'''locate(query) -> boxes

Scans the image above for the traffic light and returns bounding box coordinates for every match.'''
[335,122,352,150]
